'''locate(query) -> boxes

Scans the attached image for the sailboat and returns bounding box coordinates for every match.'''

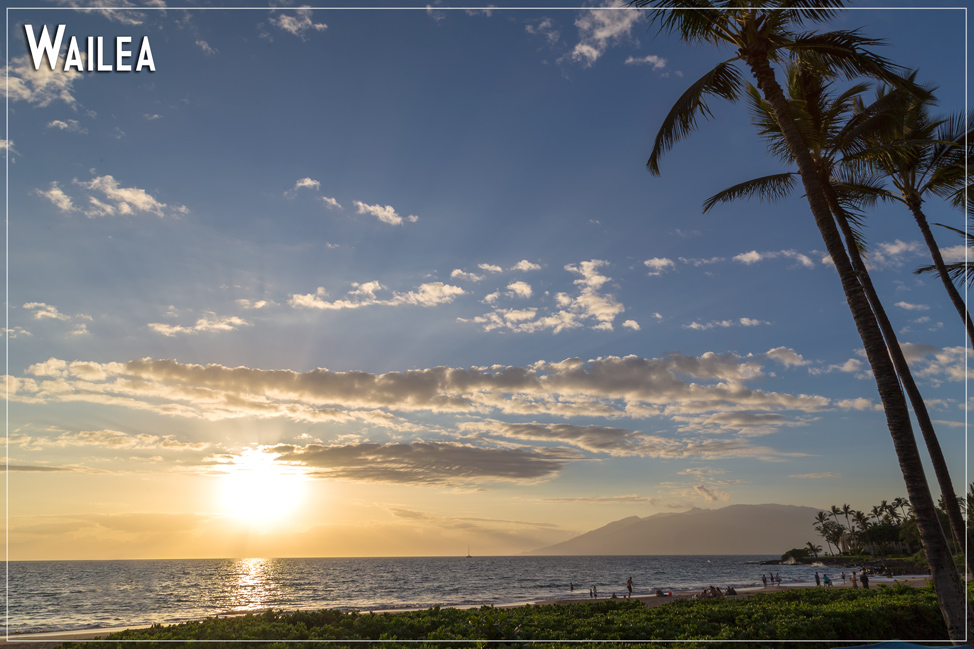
[466,545,471,558]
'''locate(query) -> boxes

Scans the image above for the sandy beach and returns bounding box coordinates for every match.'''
[4,575,932,647]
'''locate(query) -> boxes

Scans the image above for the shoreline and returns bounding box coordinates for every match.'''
[4,575,932,646]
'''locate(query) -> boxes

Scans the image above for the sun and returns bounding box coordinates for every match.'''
[218,448,306,524]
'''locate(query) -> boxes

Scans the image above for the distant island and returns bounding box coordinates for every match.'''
[526,503,823,555]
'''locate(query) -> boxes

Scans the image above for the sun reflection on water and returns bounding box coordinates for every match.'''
[228,558,272,612]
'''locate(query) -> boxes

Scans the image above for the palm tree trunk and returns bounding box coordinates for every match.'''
[743,52,973,640]
[824,183,970,565]
[906,194,974,347]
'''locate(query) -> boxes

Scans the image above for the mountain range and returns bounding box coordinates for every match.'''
[526,504,823,555]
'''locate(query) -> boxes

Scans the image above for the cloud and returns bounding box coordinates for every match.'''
[270,7,328,38]
[148,313,250,336]
[733,249,816,268]
[510,260,541,272]
[353,201,419,225]
[451,269,484,282]
[684,317,771,331]
[899,343,970,384]
[9,352,831,443]
[507,281,533,299]
[27,429,211,452]
[895,301,929,311]
[480,263,503,273]
[569,2,642,67]
[50,0,146,25]
[267,441,572,485]
[644,257,675,275]
[2,54,84,107]
[622,320,640,331]
[694,484,728,502]
[525,18,560,45]
[290,281,464,311]
[196,40,217,55]
[788,473,841,479]
[47,119,86,133]
[23,302,72,321]
[319,196,342,210]
[463,260,625,333]
[624,54,666,69]
[285,177,321,198]
[64,175,186,218]
[939,245,972,263]
[866,240,924,270]
[763,347,808,368]
[679,256,725,266]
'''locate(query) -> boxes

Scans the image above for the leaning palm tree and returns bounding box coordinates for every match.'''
[853,89,974,346]
[814,511,836,555]
[914,220,974,285]
[841,503,853,530]
[703,66,969,563]
[634,1,971,636]
[805,541,822,557]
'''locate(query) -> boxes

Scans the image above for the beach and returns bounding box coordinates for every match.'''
[4,574,934,647]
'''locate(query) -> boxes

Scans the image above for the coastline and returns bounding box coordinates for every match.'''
[4,575,933,647]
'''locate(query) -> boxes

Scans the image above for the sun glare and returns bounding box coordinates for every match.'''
[219,449,306,524]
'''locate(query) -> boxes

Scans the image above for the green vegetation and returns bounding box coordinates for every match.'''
[810,492,972,559]
[62,583,969,648]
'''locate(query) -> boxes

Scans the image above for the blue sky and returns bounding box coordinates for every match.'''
[3,1,970,559]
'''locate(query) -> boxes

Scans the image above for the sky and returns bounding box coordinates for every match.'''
[3,1,970,560]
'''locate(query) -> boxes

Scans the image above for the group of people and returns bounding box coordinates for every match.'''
[760,573,781,587]
[571,575,639,600]
[692,585,736,599]
[814,569,869,589]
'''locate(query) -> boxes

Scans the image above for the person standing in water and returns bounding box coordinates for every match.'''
[626,576,633,599]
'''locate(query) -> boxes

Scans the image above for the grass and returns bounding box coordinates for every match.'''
[58,582,973,648]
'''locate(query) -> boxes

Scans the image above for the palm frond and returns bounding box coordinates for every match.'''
[631,0,730,46]
[648,59,744,175]
[774,0,847,26]
[702,172,798,212]
[914,261,974,285]
[788,29,912,91]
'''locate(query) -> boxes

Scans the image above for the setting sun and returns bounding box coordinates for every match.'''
[218,449,307,524]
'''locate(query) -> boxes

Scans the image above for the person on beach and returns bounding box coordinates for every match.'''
[841,571,846,583]
[775,573,781,586]
[860,572,869,589]
[761,574,767,587]
[823,574,832,588]
[570,582,573,592]
[589,587,593,598]
[593,585,598,598]
[851,572,858,588]
[815,571,820,587]
[626,576,633,599]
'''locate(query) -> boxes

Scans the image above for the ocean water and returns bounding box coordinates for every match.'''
[6,555,906,635]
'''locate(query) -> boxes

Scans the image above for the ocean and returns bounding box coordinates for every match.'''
[7,555,906,635]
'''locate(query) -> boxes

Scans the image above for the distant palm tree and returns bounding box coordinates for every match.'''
[830,505,844,528]
[841,503,853,530]
[814,511,835,555]
[805,541,822,558]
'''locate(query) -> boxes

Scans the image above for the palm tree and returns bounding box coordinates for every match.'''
[703,66,969,562]
[914,220,974,285]
[841,503,853,530]
[805,541,822,557]
[829,505,843,527]
[854,90,974,346]
[814,511,836,555]
[634,3,969,633]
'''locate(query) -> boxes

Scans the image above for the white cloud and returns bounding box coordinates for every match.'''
[644,257,675,275]
[939,245,971,263]
[23,303,71,321]
[196,40,217,55]
[569,2,641,67]
[679,256,725,266]
[2,54,84,107]
[285,177,321,198]
[525,18,559,45]
[763,347,807,368]
[353,201,419,226]
[148,314,250,337]
[426,5,446,21]
[319,196,342,210]
[624,54,666,69]
[451,269,484,282]
[480,263,503,273]
[684,317,771,331]
[510,260,541,272]
[36,182,75,212]
[271,7,327,38]
[507,281,532,299]
[623,320,640,331]
[47,119,86,133]
[733,249,816,268]
[895,301,929,311]
[866,240,924,270]
[69,175,185,218]
[290,281,464,311]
